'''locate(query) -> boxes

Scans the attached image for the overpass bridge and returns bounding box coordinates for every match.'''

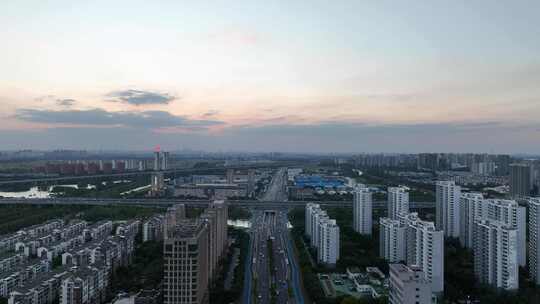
[0,197,435,209]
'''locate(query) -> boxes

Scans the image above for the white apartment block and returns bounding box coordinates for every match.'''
[379,218,406,263]
[528,198,540,285]
[388,187,409,220]
[353,184,372,235]
[305,203,316,239]
[318,219,340,266]
[143,215,165,242]
[389,264,432,304]
[459,192,485,248]
[398,212,444,293]
[473,220,519,290]
[305,203,340,266]
[460,196,526,267]
[436,181,461,238]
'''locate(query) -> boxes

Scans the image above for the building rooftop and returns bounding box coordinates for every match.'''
[167,220,205,239]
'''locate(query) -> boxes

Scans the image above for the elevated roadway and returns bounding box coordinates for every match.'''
[0,163,293,186]
[0,197,435,209]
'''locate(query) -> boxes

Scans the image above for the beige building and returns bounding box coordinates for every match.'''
[200,201,228,280]
[163,220,209,304]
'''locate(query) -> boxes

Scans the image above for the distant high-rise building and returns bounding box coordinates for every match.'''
[417,153,440,171]
[435,181,461,238]
[388,187,409,220]
[161,152,169,171]
[379,217,406,263]
[473,220,519,290]
[138,160,146,171]
[510,163,532,198]
[163,220,209,304]
[164,204,186,236]
[389,264,432,304]
[398,212,444,293]
[154,152,161,171]
[495,154,511,176]
[226,169,234,184]
[528,198,540,285]
[353,184,372,235]
[247,169,255,197]
[154,151,170,171]
[151,172,165,193]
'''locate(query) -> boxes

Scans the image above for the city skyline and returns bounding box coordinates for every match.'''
[1,1,539,153]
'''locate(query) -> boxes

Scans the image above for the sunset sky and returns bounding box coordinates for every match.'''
[1,1,539,153]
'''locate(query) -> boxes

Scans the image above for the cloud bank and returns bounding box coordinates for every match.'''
[106,90,176,105]
[14,108,222,129]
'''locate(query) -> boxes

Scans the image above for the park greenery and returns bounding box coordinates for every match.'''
[209,228,250,303]
[111,240,163,293]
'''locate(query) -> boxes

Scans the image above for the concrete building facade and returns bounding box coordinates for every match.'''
[163,220,209,304]
[459,197,526,267]
[473,220,519,290]
[528,198,540,285]
[379,218,406,263]
[389,264,432,304]
[353,184,372,236]
[398,212,444,294]
[388,187,409,220]
[435,181,461,238]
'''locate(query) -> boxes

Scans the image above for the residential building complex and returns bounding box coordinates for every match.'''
[0,217,139,304]
[398,212,444,293]
[305,203,340,266]
[473,220,519,290]
[353,184,372,235]
[388,187,409,220]
[318,218,340,266]
[435,181,461,238]
[459,192,485,248]
[379,218,406,263]
[459,197,526,266]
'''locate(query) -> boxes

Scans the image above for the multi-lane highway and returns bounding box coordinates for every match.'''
[261,168,288,202]
[246,209,305,304]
